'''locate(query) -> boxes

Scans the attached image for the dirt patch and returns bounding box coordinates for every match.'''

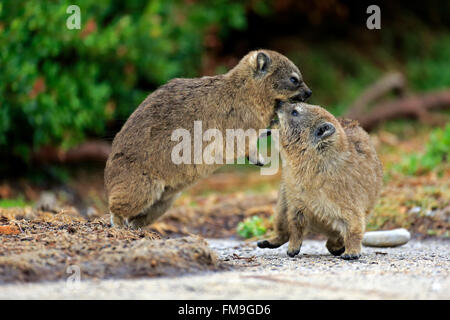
[0,209,221,284]
[156,192,277,238]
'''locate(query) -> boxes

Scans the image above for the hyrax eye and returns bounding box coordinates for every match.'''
[291,110,298,116]
[290,77,299,85]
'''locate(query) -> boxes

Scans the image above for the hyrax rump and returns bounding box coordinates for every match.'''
[105,50,312,229]
[257,102,383,260]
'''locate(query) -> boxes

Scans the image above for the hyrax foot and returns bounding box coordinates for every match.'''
[287,248,300,257]
[326,237,345,256]
[110,213,126,228]
[287,241,302,257]
[329,247,345,256]
[127,194,177,230]
[341,252,361,260]
[257,236,288,249]
[257,239,282,249]
[127,215,147,230]
[341,227,363,260]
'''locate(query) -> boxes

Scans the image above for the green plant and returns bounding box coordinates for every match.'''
[0,196,29,208]
[237,215,268,238]
[396,124,450,175]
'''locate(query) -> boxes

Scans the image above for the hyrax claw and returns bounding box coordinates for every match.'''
[287,249,300,257]
[341,253,361,260]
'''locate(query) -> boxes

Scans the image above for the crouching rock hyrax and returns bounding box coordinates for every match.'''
[257,102,383,260]
[105,50,312,229]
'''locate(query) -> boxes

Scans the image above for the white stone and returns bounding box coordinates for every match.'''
[408,206,421,214]
[362,228,411,247]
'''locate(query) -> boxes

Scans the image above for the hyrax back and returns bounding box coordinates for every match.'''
[258,102,383,260]
[105,50,312,229]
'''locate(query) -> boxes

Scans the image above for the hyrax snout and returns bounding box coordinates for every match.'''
[258,102,383,260]
[105,50,311,229]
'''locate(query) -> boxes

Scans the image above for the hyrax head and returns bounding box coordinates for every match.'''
[276,102,346,157]
[236,49,312,105]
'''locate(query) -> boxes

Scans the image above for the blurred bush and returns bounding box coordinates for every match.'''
[237,215,269,239]
[0,0,267,161]
[396,124,450,176]
[1,0,449,168]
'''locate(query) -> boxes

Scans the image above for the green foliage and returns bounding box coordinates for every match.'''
[0,196,29,208]
[396,124,450,175]
[290,44,380,116]
[0,0,256,160]
[237,215,267,238]
[407,35,450,91]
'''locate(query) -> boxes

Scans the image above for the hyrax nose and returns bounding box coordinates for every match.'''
[303,88,312,100]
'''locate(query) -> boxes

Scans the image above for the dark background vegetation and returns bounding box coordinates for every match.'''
[1,0,449,172]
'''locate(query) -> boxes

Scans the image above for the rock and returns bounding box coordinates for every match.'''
[35,192,60,212]
[362,228,411,247]
[408,206,421,214]
[85,206,98,217]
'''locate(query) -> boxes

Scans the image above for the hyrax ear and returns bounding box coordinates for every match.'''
[253,52,271,76]
[314,122,336,140]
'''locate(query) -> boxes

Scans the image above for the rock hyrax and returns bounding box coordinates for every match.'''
[105,50,312,229]
[257,102,383,260]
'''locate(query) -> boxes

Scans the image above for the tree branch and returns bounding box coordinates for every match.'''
[32,140,111,164]
[349,90,450,131]
[347,72,406,118]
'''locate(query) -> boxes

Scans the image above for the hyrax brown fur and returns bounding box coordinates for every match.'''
[258,102,383,260]
[105,50,312,229]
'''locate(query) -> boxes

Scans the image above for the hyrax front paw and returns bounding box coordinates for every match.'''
[257,236,287,249]
[287,248,300,257]
[341,252,361,260]
[286,241,301,257]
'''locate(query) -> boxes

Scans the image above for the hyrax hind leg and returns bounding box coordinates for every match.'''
[326,234,345,256]
[110,212,126,228]
[127,190,178,229]
[286,208,307,257]
[108,176,166,228]
[257,185,289,249]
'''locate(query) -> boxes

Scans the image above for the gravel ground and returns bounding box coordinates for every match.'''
[0,238,448,299]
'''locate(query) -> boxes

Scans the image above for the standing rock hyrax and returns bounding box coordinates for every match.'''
[257,102,383,260]
[105,50,312,229]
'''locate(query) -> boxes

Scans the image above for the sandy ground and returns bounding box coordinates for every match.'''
[0,238,448,299]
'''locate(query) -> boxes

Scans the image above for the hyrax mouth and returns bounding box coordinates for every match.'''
[289,93,305,103]
[274,99,284,111]
[270,100,284,127]
[269,116,280,128]
[289,87,312,103]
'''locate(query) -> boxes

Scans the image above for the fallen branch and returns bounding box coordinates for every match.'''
[32,140,111,164]
[349,90,450,131]
[347,72,406,118]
